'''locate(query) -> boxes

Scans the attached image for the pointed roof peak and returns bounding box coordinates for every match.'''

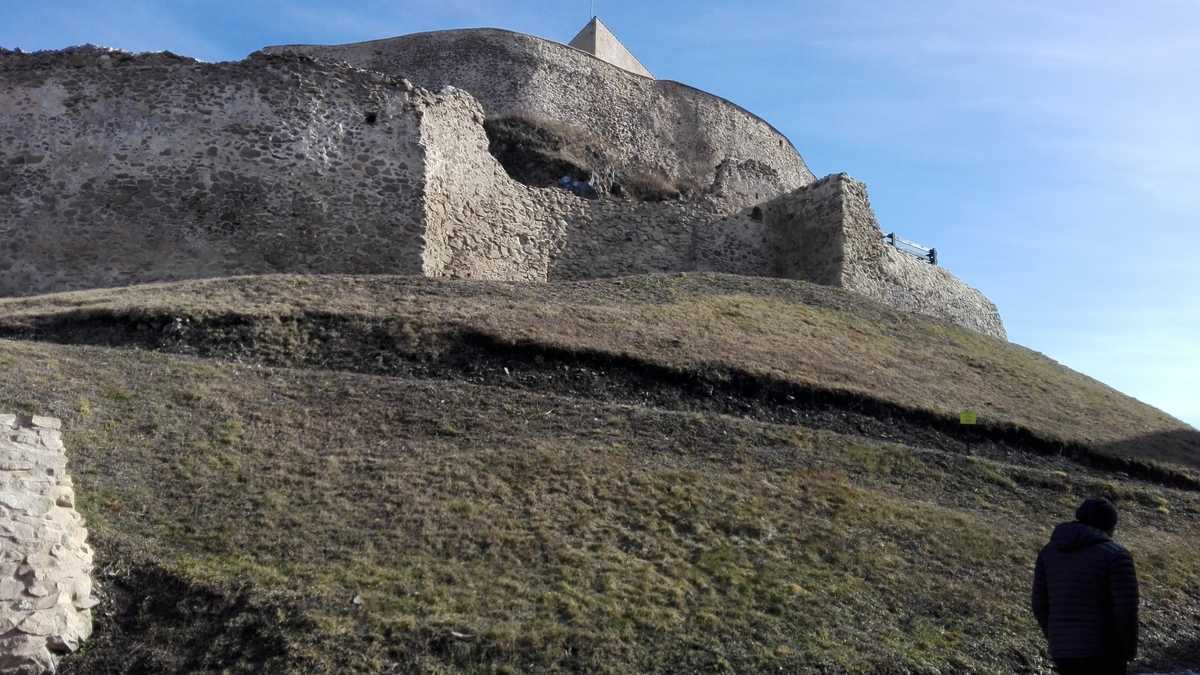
[568,16,653,79]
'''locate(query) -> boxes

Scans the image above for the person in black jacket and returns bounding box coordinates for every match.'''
[1032,498,1139,674]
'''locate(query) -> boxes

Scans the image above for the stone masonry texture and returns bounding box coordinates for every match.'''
[0,414,95,675]
[0,34,1006,339]
[0,47,431,296]
[694,174,1006,338]
[262,29,815,206]
[831,176,1007,339]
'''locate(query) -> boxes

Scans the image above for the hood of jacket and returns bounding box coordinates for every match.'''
[1049,521,1111,552]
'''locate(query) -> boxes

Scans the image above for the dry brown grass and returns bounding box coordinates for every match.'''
[0,337,1195,674]
[2,273,1197,672]
[1,273,1193,468]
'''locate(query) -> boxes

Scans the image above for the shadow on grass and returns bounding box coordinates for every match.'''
[1137,634,1200,673]
[1098,428,1200,476]
[58,553,312,675]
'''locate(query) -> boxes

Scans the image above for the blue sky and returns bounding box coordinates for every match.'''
[2,2,1196,428]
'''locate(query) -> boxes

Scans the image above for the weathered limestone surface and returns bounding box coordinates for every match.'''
[0,414,94,675]
[419,87,560,281]
[263,29,814,205]
[0,47,431,296]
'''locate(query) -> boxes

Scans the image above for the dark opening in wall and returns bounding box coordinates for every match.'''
[364,112,378,125]
[484,116,593,189]
[750,207,764,222]
[483,116,694,202]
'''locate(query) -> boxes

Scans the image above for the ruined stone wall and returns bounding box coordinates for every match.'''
[418,87,562,281]
[0,47,430,297]
[414,99,759,283]
[0,414,95,675]
[408,77,776,283]
[0,44,1005,338]
[547,198,717,280]
[758,176,847,285]
[834,177,1007,339]
[263,29,815,207]
[758,174,1007,339]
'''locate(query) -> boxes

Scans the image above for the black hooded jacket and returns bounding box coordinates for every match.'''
[1032,521,1139,661]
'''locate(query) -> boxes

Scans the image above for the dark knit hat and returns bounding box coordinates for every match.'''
[1076,498,1119,533]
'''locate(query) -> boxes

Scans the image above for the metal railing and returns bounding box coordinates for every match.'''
[884,233,938,266]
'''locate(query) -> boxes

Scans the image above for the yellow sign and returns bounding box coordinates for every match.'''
[960,411,978,425]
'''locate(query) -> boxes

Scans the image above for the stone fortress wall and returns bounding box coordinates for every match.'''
[262,29,815,207]
[418,87,557,281]
[0,48,433,296]
[762,175,1006,338]
[0,414,95,675]
[0,32,1006,339]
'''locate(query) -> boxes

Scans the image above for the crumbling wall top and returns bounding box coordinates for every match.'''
[263,27,814,205]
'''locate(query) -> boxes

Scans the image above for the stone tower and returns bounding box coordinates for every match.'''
[568,17,653,78]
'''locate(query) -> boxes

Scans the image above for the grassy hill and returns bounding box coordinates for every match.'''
[0,273,1196,673]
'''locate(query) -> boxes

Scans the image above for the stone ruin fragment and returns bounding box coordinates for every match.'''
[0,415,95,675]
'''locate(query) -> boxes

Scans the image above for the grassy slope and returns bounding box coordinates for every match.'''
[0,273,1196,673]
[1,340,1196,674]
[0,273,1195,467]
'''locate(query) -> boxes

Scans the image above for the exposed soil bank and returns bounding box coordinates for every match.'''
[3,310,1196,492]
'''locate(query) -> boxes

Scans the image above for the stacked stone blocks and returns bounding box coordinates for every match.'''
[0,415,94,675]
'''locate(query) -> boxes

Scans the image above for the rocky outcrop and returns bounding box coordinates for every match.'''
[0,414,95,675]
